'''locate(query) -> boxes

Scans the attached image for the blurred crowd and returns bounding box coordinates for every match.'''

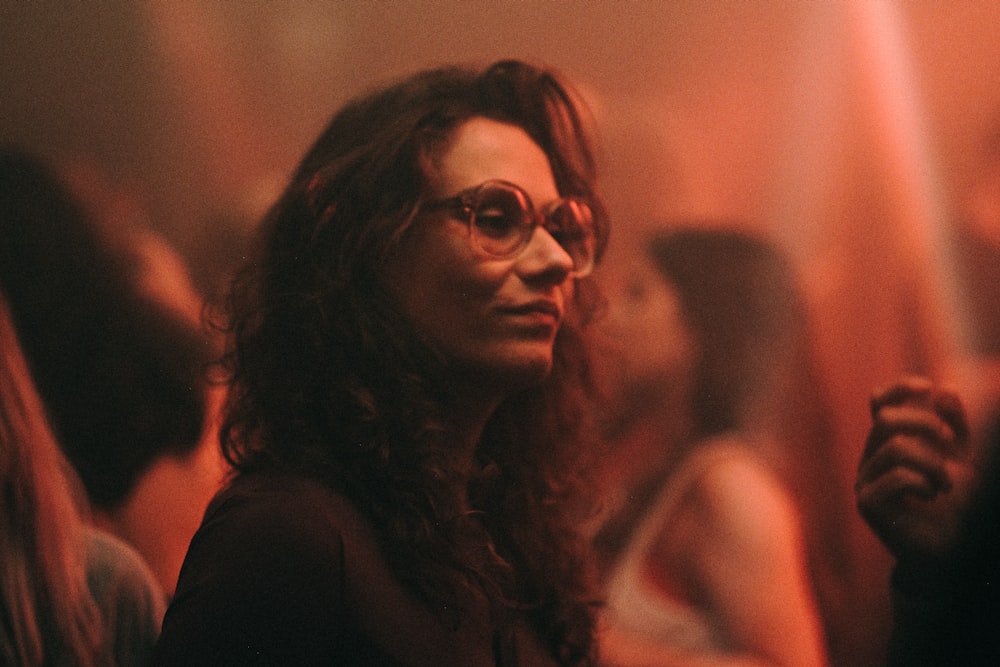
[4,55,1000,667]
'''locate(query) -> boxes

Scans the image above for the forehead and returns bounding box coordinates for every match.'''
[431,117,557,200]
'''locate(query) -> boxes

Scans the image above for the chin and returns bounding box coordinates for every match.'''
[505,343,556,379]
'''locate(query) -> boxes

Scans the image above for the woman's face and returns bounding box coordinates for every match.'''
[598,250,695,400]
[385,116,576,392]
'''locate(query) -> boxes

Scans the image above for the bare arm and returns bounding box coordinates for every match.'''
[604,455,828,667]
[680,456,826,666]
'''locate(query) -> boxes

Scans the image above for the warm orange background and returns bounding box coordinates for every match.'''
[5,3,1000,664]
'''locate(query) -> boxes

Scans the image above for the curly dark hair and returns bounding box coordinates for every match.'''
[215,60,610,664]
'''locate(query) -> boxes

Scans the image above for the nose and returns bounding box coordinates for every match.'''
[516,227,574,283]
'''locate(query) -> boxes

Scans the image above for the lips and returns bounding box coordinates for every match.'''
[501,300,562,320]
[494,300,564,334]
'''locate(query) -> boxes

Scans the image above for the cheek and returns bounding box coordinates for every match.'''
[390,230,506,339]
[420,235,502,302]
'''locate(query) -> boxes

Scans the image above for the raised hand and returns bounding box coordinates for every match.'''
[855,375,978,562]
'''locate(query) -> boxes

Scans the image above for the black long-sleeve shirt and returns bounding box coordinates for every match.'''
[153,470,559,666]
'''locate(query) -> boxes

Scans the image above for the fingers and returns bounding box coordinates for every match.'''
[856,448,979,561]
[857,431,950,499]
[869,375,934,420]
[932,387,971,446]
[858,375,965,518]
[865,375,970,460]
[865,402,961,459]
[856,375,976,560]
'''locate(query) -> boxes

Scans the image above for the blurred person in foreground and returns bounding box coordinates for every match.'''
[855,118,1000,667]
[0,291,165,666]
[0,147,227,597]
[856,375,1000,665]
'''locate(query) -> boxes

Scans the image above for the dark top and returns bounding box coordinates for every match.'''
[886,416,1000,666]
[152,470,559,666]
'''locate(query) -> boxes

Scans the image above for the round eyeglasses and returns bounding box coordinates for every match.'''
[422,179,597,278]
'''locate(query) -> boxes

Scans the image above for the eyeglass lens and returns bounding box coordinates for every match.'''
[469,182,594,275]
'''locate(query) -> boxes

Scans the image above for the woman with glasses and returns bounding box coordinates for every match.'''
[153,59,609,666]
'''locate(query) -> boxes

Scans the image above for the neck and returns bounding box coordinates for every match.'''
[438,388,502,482]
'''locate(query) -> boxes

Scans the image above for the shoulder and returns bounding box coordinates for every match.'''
[684,437,791,507]
[156,471,366,664]
[206,470,363,532]
[187,470,369,580]
[85,528,166,665]
[85,527,166,614]
[673,438,802,548]
[646,438,812,606]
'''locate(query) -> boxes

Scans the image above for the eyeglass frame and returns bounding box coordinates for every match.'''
[419,179,597,278]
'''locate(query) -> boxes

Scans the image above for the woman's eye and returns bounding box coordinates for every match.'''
[474,207,521,237]
[549,225,583,245]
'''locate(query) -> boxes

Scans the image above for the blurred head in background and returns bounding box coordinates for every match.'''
[0,146,227,596]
